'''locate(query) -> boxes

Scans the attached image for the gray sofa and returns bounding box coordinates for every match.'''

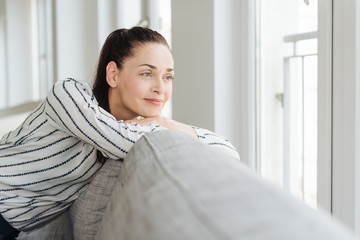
[68,130,353,240]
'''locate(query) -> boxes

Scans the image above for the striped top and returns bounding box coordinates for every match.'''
[0,78,239,231]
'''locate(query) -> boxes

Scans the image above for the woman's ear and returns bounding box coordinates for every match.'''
[106,61,118,88]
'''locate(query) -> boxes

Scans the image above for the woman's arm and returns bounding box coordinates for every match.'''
[192,126,240,160]
[45,79,165,159]
[124,117,197,138]
[125,117,240,160]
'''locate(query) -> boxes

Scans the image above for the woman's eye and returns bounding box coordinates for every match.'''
[165,75,174,81]
[142,72,151,77]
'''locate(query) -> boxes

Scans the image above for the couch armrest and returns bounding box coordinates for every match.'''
[96,130,354,240]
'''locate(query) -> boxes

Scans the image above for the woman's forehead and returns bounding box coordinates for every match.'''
[126,43,174,68]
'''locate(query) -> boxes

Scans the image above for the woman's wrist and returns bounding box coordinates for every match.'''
[124,117,198,139]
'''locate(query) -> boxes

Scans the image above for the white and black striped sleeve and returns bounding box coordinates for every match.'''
[192,126,240,160]
[45,79,165,159]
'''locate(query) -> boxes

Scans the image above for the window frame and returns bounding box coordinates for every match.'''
[330,0,360,233]
[317,0,333,213]
[0,0,55,115]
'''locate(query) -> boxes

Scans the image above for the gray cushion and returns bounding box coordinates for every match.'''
[70,158,122,240]
[96,130,353,240]
[17,211,73,240]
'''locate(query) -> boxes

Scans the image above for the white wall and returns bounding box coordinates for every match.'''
[55,0,99,83]
[214,0,256,166]
[171,0,255,164]
[171,0,215,131]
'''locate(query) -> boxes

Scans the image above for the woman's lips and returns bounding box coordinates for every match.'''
[144,98,163,106]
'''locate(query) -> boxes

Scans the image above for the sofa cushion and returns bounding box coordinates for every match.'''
[17,211,73,240]
[95,130,353,240]
[70,158,122,240]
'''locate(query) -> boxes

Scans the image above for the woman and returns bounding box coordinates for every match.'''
[0,27,239,238]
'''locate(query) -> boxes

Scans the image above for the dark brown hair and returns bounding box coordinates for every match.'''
[92,27,170,163]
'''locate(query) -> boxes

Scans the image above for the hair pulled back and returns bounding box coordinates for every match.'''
[92,27,170,112]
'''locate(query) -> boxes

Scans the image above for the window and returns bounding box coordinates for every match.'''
[0,0,54,111]
[0,0,171,122]
[0,0,170,114]
[256,0,318,208]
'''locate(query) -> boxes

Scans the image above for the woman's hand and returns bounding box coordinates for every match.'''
[124,117,198,139]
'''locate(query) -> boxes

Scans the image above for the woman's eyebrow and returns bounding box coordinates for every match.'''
[139,64,174,72]
[139,64,156,69]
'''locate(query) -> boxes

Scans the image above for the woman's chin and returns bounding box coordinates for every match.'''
[142,114,161,118]
[139,107,162,117]
[140,111,162,118]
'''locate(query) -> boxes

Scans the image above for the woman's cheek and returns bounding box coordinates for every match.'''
[166,85,173,99]
[130,80,147,95]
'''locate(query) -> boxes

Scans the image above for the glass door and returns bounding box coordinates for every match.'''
[256,0,318,208]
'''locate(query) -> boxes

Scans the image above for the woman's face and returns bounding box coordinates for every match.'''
[107,43,174,120]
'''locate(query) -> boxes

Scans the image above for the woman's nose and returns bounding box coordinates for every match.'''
[151,77,165,94]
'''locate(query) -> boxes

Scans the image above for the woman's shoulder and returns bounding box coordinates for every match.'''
[53,78,91,89]
[50,78,93,96]
[46,78,96,107]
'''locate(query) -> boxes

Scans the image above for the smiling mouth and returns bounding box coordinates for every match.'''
[144,98,163,106]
